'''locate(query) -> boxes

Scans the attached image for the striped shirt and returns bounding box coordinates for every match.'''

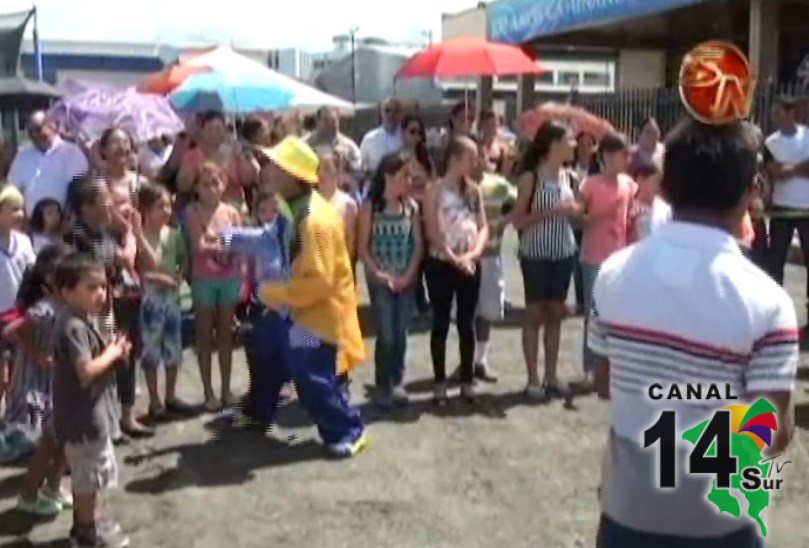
[588,221,799,538]
[518,170,577,260]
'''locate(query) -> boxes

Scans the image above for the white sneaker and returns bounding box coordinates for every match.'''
[391,386,410,405]
[16,493,62,517]
[41,485,73,508]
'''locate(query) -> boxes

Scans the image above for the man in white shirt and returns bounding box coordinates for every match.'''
[590,119,797,546]
[8,111,88,216]
[359,98,403,178]
[764,96,809,319]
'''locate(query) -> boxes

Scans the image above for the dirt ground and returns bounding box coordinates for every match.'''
[1,234,808,548]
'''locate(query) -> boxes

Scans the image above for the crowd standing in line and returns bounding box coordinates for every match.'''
[0,92,803,546]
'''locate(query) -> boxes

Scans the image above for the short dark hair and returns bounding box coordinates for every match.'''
[137,182,170,214]
[775,95,798,111]
[598,132,629,162]
[199,110,226,127]
[662,118,758,213]
[54,252,105,291]
[239,115,267,143]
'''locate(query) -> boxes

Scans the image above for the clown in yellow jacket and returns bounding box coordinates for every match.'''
[256,136,367,458]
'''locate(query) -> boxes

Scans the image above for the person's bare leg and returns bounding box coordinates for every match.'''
[145,370,161,412]
[165,365,179,404]
[194,305,215,403]
[44,446,67,494]
[521,304,543,386]
[216,304,235,405]
[72,491,96,528]
[21,434,58,500]
[542,302,563,387]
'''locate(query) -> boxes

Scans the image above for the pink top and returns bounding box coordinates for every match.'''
[186,201,243,279]
[579,173,638,265]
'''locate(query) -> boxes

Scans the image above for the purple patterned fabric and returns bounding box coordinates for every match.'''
[48,85,184,144]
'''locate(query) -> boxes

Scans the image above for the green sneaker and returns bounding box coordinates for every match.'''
[41,485,73,509]
[16,493,62,517]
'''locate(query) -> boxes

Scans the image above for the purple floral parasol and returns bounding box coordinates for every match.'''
[48,84,185,144]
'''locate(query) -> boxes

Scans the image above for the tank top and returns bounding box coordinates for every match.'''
[370,200,415,276]
[188,202,242,279]
[519,170,577,261]
[429,180,479,261]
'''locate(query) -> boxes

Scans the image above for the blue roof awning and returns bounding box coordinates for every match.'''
[487,0,711,44]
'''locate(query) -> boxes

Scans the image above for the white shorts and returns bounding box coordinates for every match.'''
[64,437,118,495]
[476,255,505,322]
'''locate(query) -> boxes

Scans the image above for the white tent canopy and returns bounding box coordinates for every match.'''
[183,45,354,116]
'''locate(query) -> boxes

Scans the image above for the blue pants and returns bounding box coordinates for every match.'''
[367,282,415,395]
[601,515,764,548]
[261,333,364,446]
[244,306,288,423]
[581,262,601,374]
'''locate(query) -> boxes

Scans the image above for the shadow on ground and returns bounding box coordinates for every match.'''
[272,379,579,432]
[357,305,533,338]
[123,418,323,496]
[0,538,67,548]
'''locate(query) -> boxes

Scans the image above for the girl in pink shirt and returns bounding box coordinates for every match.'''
[185,162,242,411]
[577,132,636,387]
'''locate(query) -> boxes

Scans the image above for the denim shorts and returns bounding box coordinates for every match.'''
[140,290,183,370]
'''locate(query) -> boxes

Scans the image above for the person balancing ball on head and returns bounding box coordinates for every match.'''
[592,42,799,547]
[251,136,367,458]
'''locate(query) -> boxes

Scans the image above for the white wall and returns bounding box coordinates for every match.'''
[617,50,665,89]
[441,6,487,39]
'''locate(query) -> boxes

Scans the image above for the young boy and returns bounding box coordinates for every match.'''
[52,253,132,548]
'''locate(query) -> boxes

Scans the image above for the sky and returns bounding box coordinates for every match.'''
[7,0,483,51]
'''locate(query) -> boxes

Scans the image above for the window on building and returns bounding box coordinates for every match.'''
[559,72,580,87]
[582,72,610,87]
[537,71,555,84]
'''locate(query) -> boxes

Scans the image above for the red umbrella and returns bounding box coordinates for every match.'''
[518,103,616,141]
[396,36,543,79]
[137,63,211,95]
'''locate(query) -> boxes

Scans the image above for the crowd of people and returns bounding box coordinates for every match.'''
[0,90,804,547]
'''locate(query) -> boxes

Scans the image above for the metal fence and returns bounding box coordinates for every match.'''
[573,81,808,141]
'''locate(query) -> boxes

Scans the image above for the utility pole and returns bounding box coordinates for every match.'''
[349,27,360,104]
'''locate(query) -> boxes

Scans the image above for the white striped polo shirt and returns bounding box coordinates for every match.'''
[588,221,799,537]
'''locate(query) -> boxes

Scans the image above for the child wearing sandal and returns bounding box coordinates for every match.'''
[137,183,194,421]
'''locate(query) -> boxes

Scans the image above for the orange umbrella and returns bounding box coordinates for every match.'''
[518,102,616,141]
[137,64,211,95]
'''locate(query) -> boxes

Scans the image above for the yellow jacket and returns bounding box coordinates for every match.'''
[259,191,365,374]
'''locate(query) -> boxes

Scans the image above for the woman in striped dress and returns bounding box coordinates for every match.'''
[513,121,579,400]
[358,150,424,409]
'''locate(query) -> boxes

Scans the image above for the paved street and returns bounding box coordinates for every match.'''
[1,234,808,548]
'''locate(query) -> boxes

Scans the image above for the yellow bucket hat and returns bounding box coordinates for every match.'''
[259,136,320,185]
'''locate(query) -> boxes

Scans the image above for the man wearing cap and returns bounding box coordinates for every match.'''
[255,136,367,458]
